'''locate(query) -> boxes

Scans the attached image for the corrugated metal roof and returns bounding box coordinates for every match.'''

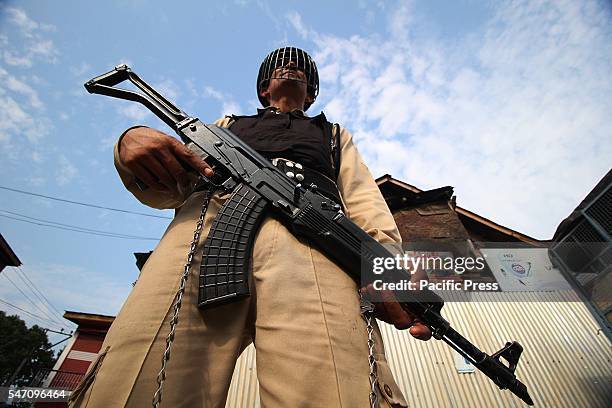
[226,291,611,407]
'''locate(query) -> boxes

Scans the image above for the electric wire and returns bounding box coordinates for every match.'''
[1,209,158,239]
[1,213,159,240]
[15,266,67,323]
[0,297,65,331]
[2,273,66,328]
[8,267,69,329]
[0,211,159,241]
[0,185,172,219]
[0,298,66,332]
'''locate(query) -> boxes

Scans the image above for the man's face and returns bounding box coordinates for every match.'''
[272,61,308,84]
[260,61,313,107]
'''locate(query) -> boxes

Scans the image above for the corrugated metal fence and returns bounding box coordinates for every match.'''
[225,291,612,407]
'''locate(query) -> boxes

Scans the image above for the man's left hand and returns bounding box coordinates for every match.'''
[361,265,433,341]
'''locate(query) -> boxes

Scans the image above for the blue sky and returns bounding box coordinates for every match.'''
[0,0,610,347]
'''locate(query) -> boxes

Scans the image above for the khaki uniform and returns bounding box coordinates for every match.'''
[69,118,409,407]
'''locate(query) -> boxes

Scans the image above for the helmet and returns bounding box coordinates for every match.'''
[257,47,319,111]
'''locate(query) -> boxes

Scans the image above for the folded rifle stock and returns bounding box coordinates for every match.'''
[85,64,534,405]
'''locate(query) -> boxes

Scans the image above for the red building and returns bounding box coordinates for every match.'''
[34,311,114,407]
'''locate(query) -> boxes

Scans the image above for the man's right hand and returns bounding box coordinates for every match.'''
[119,127,214,192]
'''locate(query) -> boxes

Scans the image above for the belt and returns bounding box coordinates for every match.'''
[272,158,342,204]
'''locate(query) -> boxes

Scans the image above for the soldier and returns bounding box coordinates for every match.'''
[70,47,430,408]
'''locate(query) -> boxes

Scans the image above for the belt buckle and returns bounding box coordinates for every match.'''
[272,158,305,182]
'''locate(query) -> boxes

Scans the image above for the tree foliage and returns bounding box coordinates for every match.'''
[0,311,55,386]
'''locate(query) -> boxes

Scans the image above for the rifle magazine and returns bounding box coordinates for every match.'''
[198,184,268,309]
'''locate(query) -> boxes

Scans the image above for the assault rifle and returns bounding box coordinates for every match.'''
[85,65,534,406]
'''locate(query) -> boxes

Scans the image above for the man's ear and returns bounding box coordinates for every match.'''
[305,94,314,104]
[260,88,270,100]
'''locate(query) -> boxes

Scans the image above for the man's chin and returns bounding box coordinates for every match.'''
[274,78,307,93]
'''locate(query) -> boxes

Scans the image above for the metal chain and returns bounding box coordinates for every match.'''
[152,188,215,408]
[360,292,379,408]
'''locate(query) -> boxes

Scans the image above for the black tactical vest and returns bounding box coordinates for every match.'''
[228,108,338,180]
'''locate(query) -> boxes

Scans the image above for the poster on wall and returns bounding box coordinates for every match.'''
[480,247,573,291]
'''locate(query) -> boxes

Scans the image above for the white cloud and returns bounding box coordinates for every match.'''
[1,8,59,67]
[0,9,59,174]
[56,155,78,186]
[28,176,45,186]
[0,67,50,151]
[3,50,32,67]
[119,104,151,122]
[28,39,57,61]
[204,86,223,100]
[388,1,413,41]
[0,94,49,144]
[0,95,28,139]
[154,78,181,104]
[31,151,42,162]
[5,7,40,36]
[288,0,612,239]
[3,73,43,108]
[223,101,242,116]
[286,11,310,39]
[70,61,91,77]
[204,85,244,118]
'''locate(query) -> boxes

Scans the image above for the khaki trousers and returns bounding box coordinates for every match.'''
[69,191,407,407]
